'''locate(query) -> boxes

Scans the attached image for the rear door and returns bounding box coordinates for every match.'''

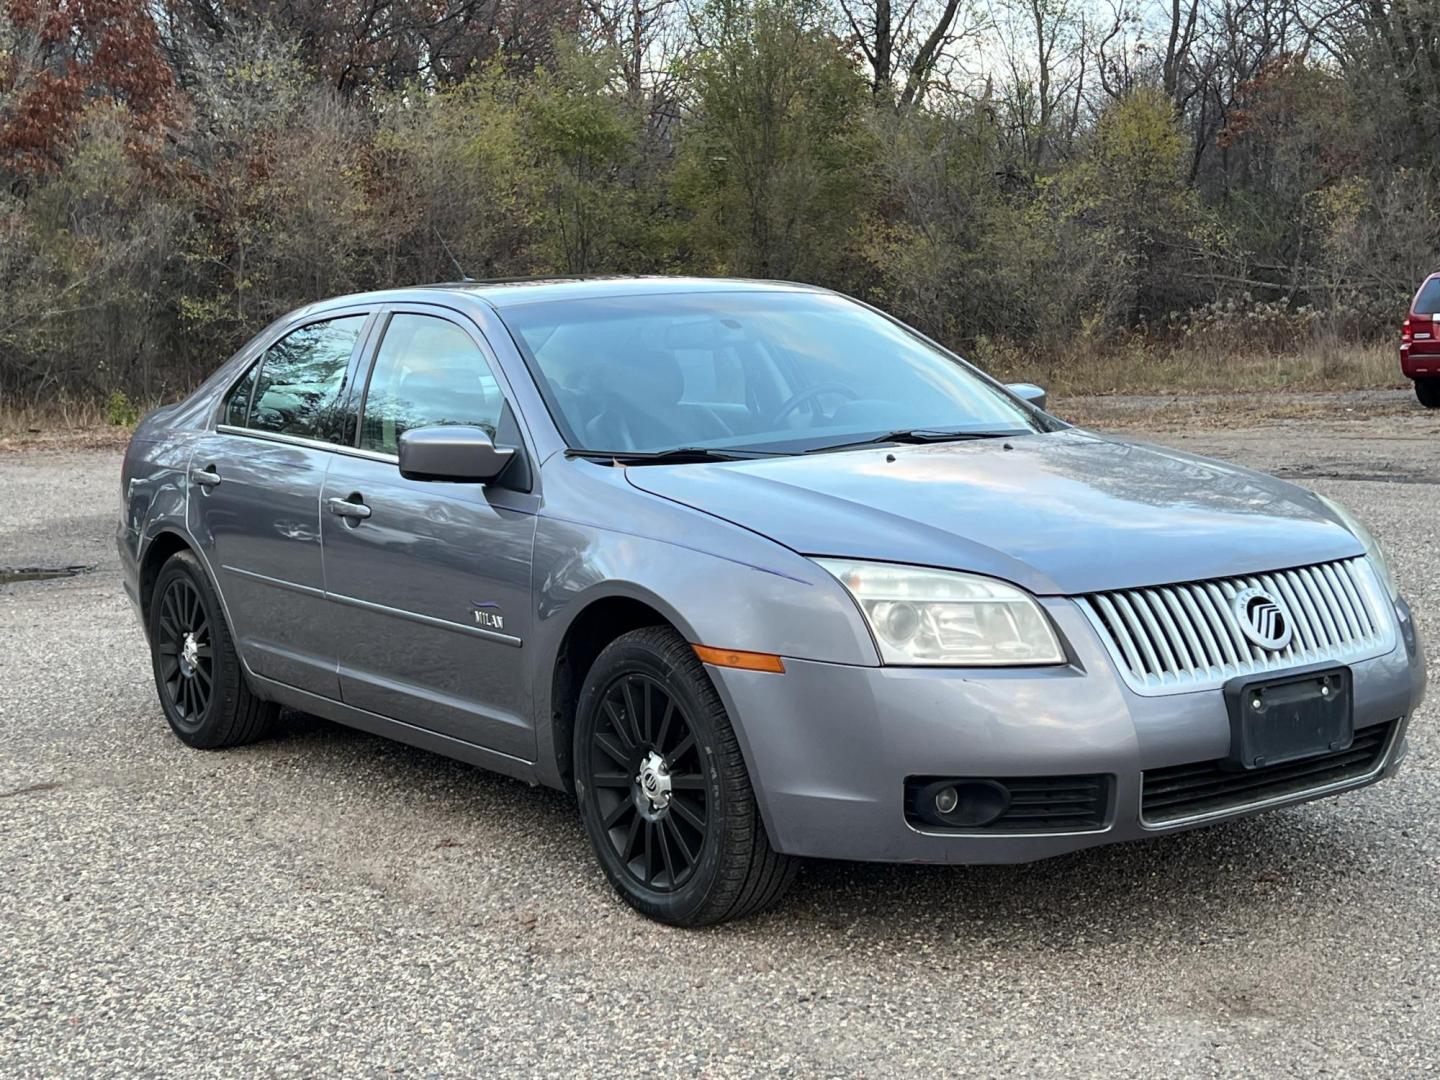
[319,306,539,759]
[189,310,373,698]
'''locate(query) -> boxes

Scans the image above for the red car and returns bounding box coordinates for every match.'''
[1401,274,1440,407]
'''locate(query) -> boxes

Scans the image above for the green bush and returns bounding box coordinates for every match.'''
[105,390,140,428]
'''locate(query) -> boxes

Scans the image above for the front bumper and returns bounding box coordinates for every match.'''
[706,598,1426,864]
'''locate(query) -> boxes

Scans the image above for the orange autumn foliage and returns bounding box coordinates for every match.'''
[0,0,175,174]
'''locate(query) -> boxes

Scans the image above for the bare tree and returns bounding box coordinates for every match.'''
[991,0,1087,166]
[839,0,985,105]
[1312,0,1440,161]
[1093,0,1211,112]
[164,0,580,94]
[1188,0,1304,185]
[580,0,692,136]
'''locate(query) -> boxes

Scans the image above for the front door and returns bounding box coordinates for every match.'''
[320,310,539,760]
[189,312,370,699]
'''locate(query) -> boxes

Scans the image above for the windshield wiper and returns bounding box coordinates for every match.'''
[565,447,781,466]
[801,429,1026,454]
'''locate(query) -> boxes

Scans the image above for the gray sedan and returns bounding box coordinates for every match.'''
[118,277,1428,925]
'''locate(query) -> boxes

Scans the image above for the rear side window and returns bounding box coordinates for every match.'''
[247,316,365,441]
[1416,277,1440,315]
[359,314,504,455]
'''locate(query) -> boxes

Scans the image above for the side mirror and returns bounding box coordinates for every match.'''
[1006,382,1047,411]
[397,425,515,483]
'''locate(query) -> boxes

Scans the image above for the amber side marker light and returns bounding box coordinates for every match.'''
[692,645,786,674]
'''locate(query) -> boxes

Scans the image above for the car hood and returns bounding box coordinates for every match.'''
[623,429,1364,596]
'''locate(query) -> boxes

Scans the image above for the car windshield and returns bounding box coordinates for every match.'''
[498,290,1054,455]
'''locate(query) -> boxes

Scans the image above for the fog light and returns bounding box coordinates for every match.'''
[912,778,1012,828]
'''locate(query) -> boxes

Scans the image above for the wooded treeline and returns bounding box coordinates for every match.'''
[1,0,1436,403]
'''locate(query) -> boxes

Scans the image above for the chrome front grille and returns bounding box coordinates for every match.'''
[1077,557,1395,695]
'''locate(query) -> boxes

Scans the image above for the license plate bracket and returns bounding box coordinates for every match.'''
[1223,666,1353,770]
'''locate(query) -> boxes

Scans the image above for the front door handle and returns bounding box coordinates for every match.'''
[193,466,221,488]
[327,495,372,521]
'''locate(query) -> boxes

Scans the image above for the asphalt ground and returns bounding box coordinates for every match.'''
[2,398,1438,1077]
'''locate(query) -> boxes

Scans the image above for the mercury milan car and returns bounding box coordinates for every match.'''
[119,278,1427,925]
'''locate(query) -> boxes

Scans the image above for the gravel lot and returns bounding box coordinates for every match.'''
[2,397,1438,1077]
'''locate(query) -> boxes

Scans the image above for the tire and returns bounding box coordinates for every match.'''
[573,626,798,926]
[1416,378,1440,408]
[147,549,278,749]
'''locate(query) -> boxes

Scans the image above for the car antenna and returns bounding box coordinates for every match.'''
[433,227,474,282]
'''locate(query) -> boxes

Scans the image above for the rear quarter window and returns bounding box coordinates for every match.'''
[1415,277,1440,315]
[223,365,257,426]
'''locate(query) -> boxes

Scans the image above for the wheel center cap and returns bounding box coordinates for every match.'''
[180,632,200,676]
[636,751,672,810]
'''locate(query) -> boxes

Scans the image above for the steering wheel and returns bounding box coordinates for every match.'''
[766,383,860,427]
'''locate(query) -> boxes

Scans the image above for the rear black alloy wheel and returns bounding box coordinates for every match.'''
[148,550,277,749]
[587,672,708,892]
[1416,377,1440,409]
[574,626,798,926]
[156,575,214,731]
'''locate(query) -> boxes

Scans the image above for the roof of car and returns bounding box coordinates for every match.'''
[290,277,831,325]
[427,275,826,308]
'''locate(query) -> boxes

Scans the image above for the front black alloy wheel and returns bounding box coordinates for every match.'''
[148,550,277,749]
[586,672,708,892]
[574,626,798,926]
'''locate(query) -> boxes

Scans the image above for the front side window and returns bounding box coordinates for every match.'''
[360,314,504,455]
[246,316,365,441]
[498,291,1052,455]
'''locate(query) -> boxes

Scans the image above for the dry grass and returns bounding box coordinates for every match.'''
[982,339,1401,397]
[1055,388,1419,432]
[2,395,108,430]
[0,395,146,452]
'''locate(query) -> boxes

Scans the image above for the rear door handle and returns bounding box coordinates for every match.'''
[193,466,221,488]
[327,496,372,521]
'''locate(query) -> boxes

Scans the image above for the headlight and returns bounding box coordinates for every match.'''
[815,559,1065,666]
[1319,494,1399,602]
